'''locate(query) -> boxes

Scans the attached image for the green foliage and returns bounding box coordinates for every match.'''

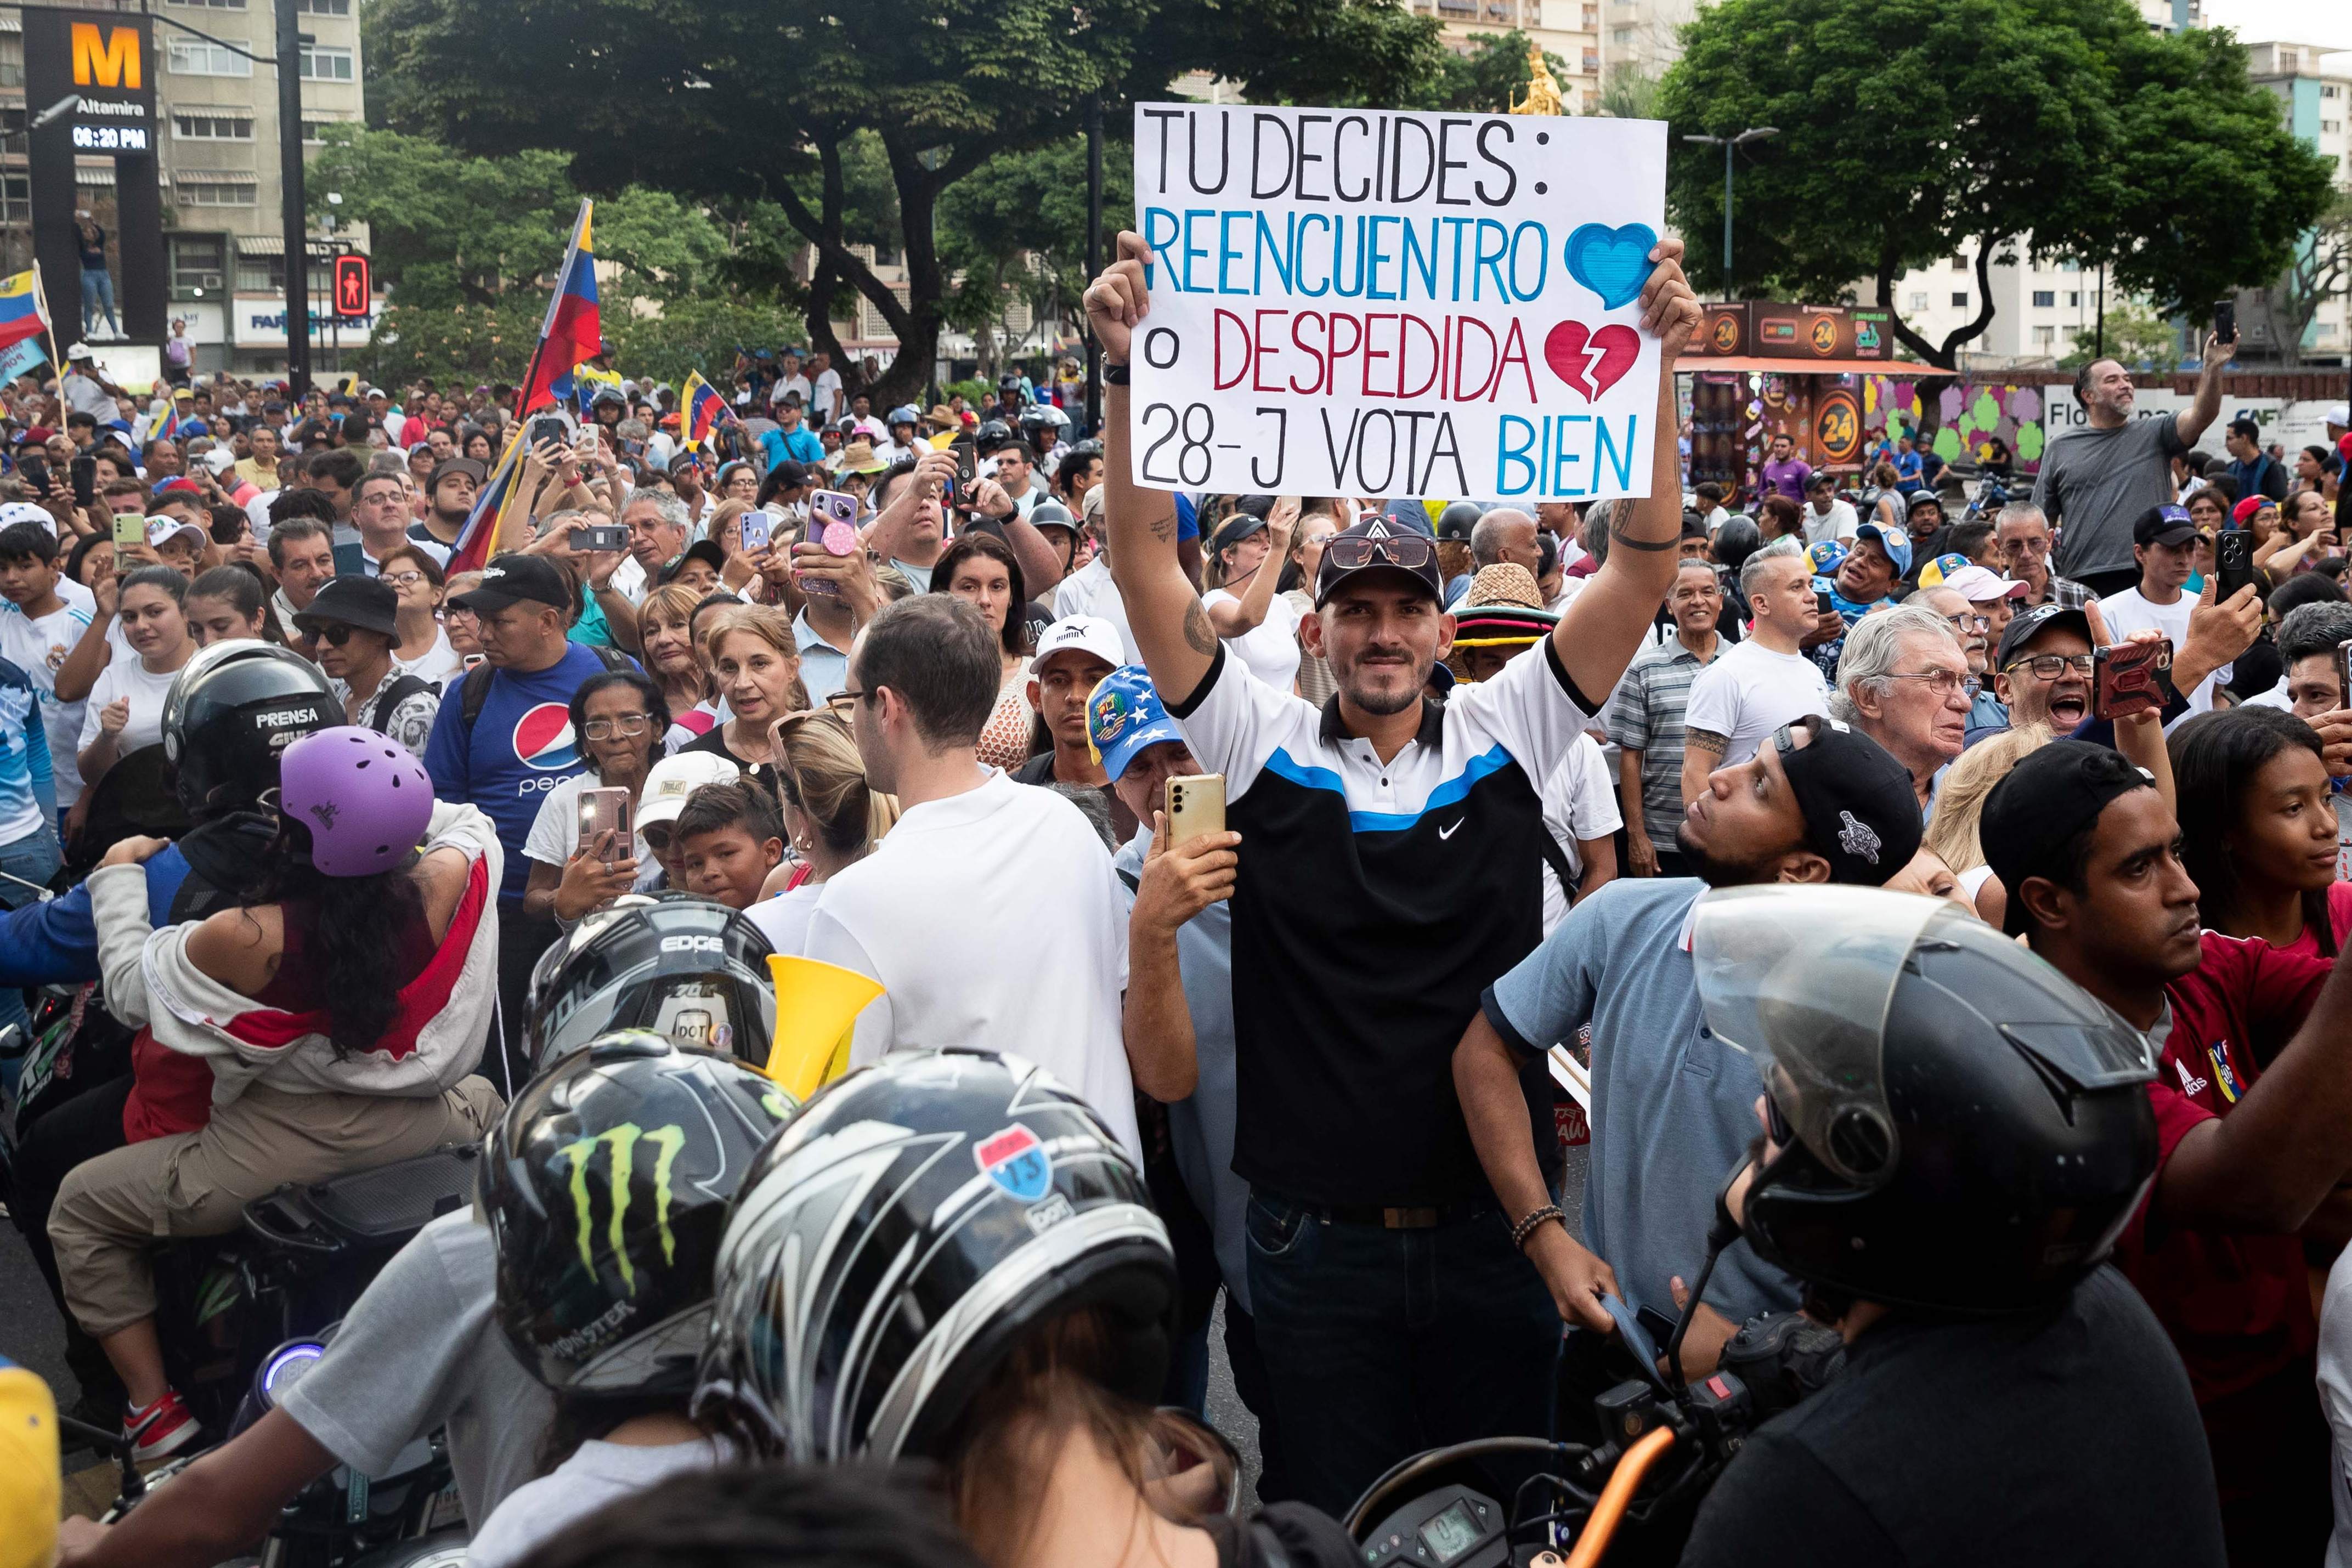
[943,377,993,407]
[356,298,541,388]
[938,133,1136,346]
[1591,66,1662,121]
[2059,302,2182,372]
[603,297,812,389]
[1654,0,2333,368]
[1403,31,1569,115]
[360,0,1448,403]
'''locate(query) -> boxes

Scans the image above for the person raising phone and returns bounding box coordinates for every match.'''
[523,671,669,928]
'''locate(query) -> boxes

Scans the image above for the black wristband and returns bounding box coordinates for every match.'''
[1103,361,1130,386]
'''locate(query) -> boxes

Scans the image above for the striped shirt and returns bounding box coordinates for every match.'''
[1607,635,1720,852]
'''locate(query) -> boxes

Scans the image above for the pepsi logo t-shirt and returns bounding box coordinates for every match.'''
[423,643,622,901]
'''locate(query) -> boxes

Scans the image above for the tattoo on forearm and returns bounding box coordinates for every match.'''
[1685,728,1728,757]
[1149,507,1175,544]
[1609,521,1681,553]
[1182,597,1219,656]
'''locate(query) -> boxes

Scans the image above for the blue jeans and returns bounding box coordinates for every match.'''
[0,827,63,1089]
[1244,1187,1559,1517]
[80,269,118,336]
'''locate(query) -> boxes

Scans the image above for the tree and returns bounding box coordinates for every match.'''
[1406,31,1569,115]
[2058,301,2181,372]
[2248,190,2352,367]
[1654,0,2333,369]
[1590,65,1661,121]
[936,134,1137,377]
[362,0,1449,406]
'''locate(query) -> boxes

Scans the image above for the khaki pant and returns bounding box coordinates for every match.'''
[50,1076,503,1337]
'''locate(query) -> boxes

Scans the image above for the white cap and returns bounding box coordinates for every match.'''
[636,749,743,833]
[1940,563,2029,603]
[202,446,238,476]
[1031,614,1124,675]
[65,343,93,361]
[2327,404,2349,429]
[145,517,207,551]
[0,500,56,537]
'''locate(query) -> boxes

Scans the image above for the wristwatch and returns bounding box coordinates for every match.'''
[1103,361,1130,386]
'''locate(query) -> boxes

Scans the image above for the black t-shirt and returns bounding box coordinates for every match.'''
[1678,1267,2223,1568]
[682,725,779,801]
[1205,1504,1364,1568]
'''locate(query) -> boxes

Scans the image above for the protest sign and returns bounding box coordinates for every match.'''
[1129,103,1667,502]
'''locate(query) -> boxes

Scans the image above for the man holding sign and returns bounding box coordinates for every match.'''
[1089,100,1700,1510]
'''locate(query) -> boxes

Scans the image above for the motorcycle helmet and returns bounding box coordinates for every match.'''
[1435,500,1483,543]
[160,641,337,817]
[480,1032,796,1394]
[971,419,1015,453]
[275,727,433,878]
[524,895,777,1073]
[694,1049,1174,1462]
[1693,886,2158,1314]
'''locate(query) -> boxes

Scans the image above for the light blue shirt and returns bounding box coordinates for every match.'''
[793,609,851,705]
[1112,823,1248,1314]
[1486,877,1799,1324]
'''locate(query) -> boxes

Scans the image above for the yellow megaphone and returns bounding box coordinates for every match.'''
[762,954,883,1100]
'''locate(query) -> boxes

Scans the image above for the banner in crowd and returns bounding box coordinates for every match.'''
[1128,103,1667,502]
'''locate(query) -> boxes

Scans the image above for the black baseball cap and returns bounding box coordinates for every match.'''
[1209,513,1269,557]
[662,539,728,583]
[292,574,400,639]
[1771,717,1921,886]
[1313,516,1444,608]
[2133,503,2197,549]
[1994,602,2092,670]
[449,552,571,613]
[1981,740,2159,936]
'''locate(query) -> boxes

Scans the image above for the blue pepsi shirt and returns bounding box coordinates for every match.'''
[423,645,615,901]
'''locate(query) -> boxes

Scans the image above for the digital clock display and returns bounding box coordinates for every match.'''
[1417,1500,1483,1564]
[71,124,150,152]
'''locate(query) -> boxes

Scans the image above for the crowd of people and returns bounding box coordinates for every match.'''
[1,228,2351,1568]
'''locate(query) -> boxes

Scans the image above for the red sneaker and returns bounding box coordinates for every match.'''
[123,1389,201,1464]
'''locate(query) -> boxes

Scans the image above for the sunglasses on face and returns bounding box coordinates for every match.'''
[316,624,358,647]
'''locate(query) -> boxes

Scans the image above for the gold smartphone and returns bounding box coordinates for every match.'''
[577,786,634,863]
[1164,773,1226,843]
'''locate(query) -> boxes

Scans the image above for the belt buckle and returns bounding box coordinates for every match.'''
[1382,1206,1440,1230]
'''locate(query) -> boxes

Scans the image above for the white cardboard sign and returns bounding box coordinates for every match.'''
[1128,103,1667,502]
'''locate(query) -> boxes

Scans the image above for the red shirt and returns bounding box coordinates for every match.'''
[2272,880,2352,961]
[2117,930,2333,1403]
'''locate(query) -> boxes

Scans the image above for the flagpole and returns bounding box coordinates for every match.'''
[29,260,62,385]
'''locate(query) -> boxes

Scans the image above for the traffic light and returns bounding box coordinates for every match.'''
[332,254,370,320]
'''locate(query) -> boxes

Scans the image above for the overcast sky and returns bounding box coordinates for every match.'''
[2202,0,2349,60]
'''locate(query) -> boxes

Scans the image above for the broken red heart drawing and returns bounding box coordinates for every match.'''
[1542,321,1641,402]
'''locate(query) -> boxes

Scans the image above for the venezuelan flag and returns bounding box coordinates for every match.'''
[517,200,600,416]
[683,371,730,451]
[0,270,49,354]
[443,428,530,578]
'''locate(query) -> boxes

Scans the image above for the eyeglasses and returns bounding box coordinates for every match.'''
[1322,533,1436,573]
[641,824,674,852]
[829,687,872,711]
[581,715,652,740]
[2004,652,2097,680]
[1938,611,1991,634]
[381,570,425,588]
[1884,669,1977,698]
[316,624,357,647]
[2001,536,2049,557]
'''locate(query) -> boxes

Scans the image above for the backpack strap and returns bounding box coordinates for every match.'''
[457,660,495,736]
[1536,827,1580,905]
[366,673,433,735]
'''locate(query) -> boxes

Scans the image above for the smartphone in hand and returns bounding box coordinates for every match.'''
[2215,529,2255,600]
[1166,773,1228,843]
[2093,638,2172,721]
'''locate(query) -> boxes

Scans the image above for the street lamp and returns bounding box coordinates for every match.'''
[1681,127,1779,287]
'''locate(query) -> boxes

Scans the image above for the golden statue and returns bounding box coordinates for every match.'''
[1510,44,1564,116]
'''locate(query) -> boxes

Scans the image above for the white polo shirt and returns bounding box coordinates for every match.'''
[804,769,1140,1166]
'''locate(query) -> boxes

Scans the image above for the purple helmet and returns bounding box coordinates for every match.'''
[278,726,433,878]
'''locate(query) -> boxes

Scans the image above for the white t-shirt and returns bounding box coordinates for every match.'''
[1053,559,1141,665]
[0,591,93,809]
[393,627,464,691]
[2096,585,2224,716]
[464,1436,728,1568]
[78,652,183,760]
[523,771,663,880]
[1680,636,1833,766]
[1203,588,1302,693]
[804,769,1141,1166]
[811,367,844,422]
[1802,499,1859,546]
[771,373,812,412]
[2321,1238,2352,1568]
[745,880,823,956]
[1540,733,1624,937]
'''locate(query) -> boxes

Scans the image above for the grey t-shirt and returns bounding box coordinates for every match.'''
[464,1436,729,1568]
[1484,876,1798,1325]
[2031,413,2187,581]
[276,1209,556,1530]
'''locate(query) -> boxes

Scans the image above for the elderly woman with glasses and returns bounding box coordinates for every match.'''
[519,669,671,927]
[375,542,463,688]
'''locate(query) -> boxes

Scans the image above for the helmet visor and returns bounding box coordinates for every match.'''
[1695,888,2155,1187]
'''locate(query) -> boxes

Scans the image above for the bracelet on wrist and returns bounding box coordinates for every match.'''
[1510,1204,1566,1253]
[1103,361,1130,386]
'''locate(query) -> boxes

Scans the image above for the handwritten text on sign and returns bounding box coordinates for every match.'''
[1128,104,1667,502]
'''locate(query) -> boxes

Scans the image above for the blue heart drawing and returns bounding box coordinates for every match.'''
[1565,222,1658,312]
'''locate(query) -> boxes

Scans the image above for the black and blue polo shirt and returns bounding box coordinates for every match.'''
[1166,635,1596,1207]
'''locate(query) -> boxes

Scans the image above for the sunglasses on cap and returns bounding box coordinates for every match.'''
[1324,532,1437,572]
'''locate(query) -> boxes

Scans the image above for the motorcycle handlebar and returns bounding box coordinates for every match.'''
[1343,1436,1581,1541]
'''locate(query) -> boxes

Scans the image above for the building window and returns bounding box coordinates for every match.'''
[1581,48,1598,72]
[1908,292,1929,312]
[1950,256,1968,271]
[173,114,254,140]
[167,0,247,8]
[2326,84,2343,99]
[169,235,227,294]
[295,0,353,12]
[1951,292,1969,308]
[2032,325,2056,349]
[2067,291,2080,307]
[167,39,252,76]
[1611,27,1632,42]
[0,176,26,224]
[2325,120,2343,134]
[2032,290,2055,308]
[174,178,257,206]
[1582,3,1597,25]
[302,121,349,143]
[298,46,355,81]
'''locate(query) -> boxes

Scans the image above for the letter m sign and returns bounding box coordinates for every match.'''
[72,24,141,90]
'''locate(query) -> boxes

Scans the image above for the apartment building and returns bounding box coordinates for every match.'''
[2236,39,2351,366]
[0,0,370,373]
[1407,0,1601,114]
